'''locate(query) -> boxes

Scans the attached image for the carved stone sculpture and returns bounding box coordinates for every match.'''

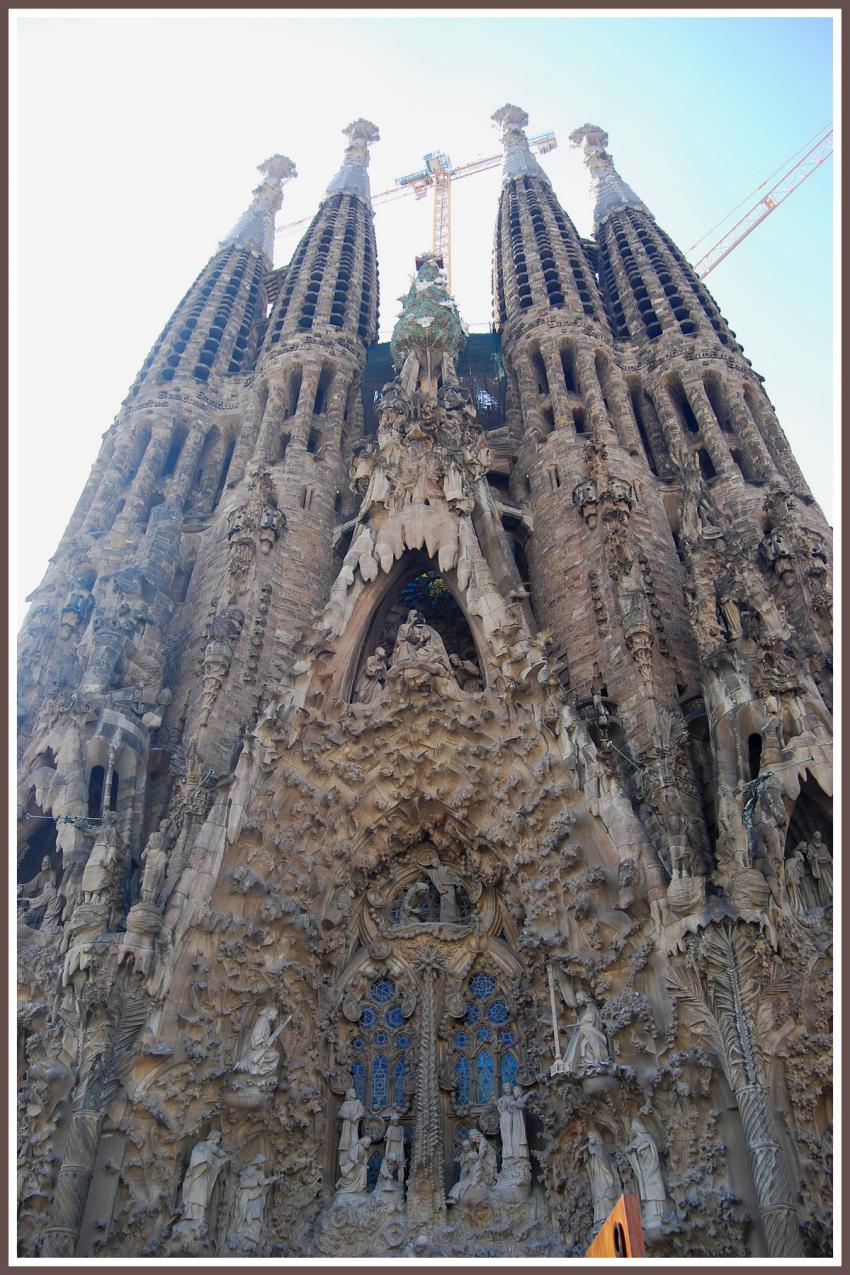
[585,1129,620,1226]
[179,1130,232,1230]
[447,1129,498,1207]
[226,1155,280,1252]
[337,1088,366,1169]
[495,1084,531,1196]
[233,1006,284,1078]
[804,831,832,906]
[556,996,610,1077]
[335,1134,372,1200]
[624,1117,668,1234]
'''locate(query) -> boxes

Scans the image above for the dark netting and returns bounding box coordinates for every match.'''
[360,333,506,437]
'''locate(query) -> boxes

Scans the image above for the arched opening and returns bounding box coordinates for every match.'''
[785,771,832,851]
[88,765,106,818]
[748,734,763,782]
[349,552,483,702]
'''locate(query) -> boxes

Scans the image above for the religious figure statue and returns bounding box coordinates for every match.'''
[20,856,55,901]
[803,831,832,906]
[335,1134,372,1199]
[497,1084,530,1161]
[679,451,721,543]
[585,1128,621,1226]
[233,1006,286,1078]
[139,825,168,907]
[374,1151,403,1207]
[59,575,95,639]
[179,1130,232,1229]
[226,1155,281,1252]
[417,851,464,923]
[784,849,808,915]
[447,1129,498,1206]
[337,1088,365,1169]
[617,858,637,912]
[384,1111,405,1180]
[19,876,64,932]
[354,646,388,705]
[558,995,610,1076]
[449,652,482,693]
[624,1116,668,1233]
[80,812,122,905]
[717,585,744,642]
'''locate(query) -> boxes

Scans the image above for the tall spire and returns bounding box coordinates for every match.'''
[491,104,551,186]
[220,154,297,260]
[325,118,380,203]
[568,124,650,229]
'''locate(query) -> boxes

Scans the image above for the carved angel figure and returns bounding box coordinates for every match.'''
[559,996,610,1076]
[233,1006,284,1078]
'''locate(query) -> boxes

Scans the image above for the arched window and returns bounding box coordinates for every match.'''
[451,971,519,1108]
[347,977,413,1113]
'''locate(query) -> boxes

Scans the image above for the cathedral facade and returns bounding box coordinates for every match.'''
[17,107,833,1259]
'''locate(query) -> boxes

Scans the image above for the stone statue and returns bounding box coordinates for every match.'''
[495,1084,531,1196]
[20,876,64,932]
[417,852,464,923]
[497,1084,530,1161]
[337,1088,366,1168]
[80,813,122,905]
[447,1129,498,1206]
[617,858,637,912]
[559,996,610,1076]
[354,646,388,705]
[585,1128,620,1225]
[233,1006,286,1078]
[226,1155,280,1252]
[139,826,168,907]
[335,1134,372,1199]
[624,1116,667,1233]
[804,831,832,906]
[784,849,808,915]
[179,1130,232,1228]
[384,1111,405,1180]
[449,652,482,693]
[374,1151,403,1207]
[20,856,55,900]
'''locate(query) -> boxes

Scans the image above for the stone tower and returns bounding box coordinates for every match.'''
[17,107,832,1260]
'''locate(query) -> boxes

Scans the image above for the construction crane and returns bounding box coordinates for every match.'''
[274,132,557,292]
[690,124,833,279]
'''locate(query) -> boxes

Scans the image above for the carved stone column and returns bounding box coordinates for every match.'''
[40,1107,104,1257]
[575,346,614,439]
[681,378,735,477]
[168,422,207,508]
[406,948,446,1230]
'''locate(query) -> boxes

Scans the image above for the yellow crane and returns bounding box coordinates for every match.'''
[274,132,557,292]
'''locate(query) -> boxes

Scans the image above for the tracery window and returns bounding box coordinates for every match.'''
[451,971,519,1109]
[348,977,412,1112]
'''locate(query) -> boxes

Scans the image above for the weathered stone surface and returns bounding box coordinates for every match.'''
[16,106,831,1260]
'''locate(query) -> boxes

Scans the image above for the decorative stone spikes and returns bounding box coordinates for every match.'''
[325,119,380,203]
[390,254,468,390]
[491,104,551,186]
[569,123,650,229]
[220,154,298,261]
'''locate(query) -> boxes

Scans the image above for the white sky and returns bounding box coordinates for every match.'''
[12,10,837,628]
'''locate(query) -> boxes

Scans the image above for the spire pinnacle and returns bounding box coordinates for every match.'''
[569,124,650,229]
[325,119,380,204]
[491,104,551,187]
[220,154,297,260]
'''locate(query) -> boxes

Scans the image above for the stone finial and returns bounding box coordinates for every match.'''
[220,154,297,260]
[491,103,551,186]
[569,123,650,229]
[325,119,380,203]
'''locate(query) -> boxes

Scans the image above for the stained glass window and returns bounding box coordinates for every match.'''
[346,979,412,1119]
[451,969,522,1112]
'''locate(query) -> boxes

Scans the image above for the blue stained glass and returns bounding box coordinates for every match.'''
[454,1033,468,1047]
[352,1037,365,1050]
[367,1150,383,1191]
[476,1050,496,1103]
[464,1002,480,1025]
[455,1056,471,1105]
[371,1054,388,1108]
[395,1034,410,1049]
[501,1051,518,1089]
[385,1005,404,1028]
[487,1001,509,1024]
[371,979,396,1003]
[360,1007,377,1028]
[374,1032,388,1045]
[469,973,497,1001]
[393,1058,407,1107]
[498,1030,515,1045]
[477,1027,492,1041]
[351,1059,366,1102]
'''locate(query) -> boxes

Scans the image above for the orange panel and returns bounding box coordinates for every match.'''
[585,1194,646,1258]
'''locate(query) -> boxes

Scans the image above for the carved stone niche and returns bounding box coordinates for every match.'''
[370,852,489,941]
